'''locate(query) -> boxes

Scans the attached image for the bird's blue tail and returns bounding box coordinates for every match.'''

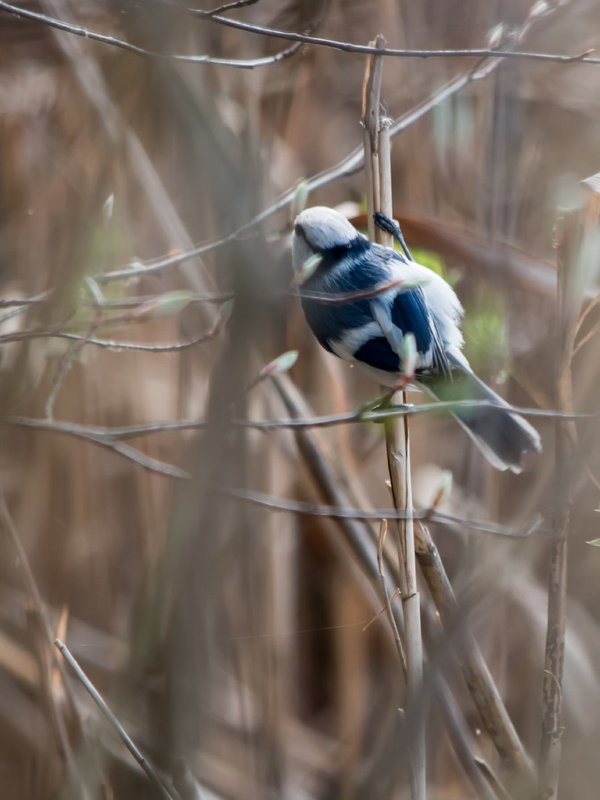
[423,365,541,473]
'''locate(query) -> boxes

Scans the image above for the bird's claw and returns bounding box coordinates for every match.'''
[358,391,413,422]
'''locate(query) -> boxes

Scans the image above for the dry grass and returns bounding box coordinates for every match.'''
[1,1,600,798]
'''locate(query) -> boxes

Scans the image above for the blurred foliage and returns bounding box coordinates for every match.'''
[462,295,509,377]
[1,1,600,799]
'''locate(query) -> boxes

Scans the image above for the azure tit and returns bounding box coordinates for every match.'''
[292,206,541,473]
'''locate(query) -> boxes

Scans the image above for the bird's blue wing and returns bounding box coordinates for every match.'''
[360,284,450,377]
[300,242,450,377]
[353,335,401,372]
[390,287,450,377]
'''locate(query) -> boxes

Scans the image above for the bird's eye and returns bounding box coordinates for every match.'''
[294,222,304,237]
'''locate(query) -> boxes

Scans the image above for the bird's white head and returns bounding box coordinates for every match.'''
[294,206,360,252]
[292,206,364,275]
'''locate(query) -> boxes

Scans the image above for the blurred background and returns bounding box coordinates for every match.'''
[1,0,600,798]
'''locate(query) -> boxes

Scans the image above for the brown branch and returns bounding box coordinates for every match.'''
[45,319,101,420]
[95,51,524,284]
[296,278,416,303]
[0,291,53,308]
[203,0,260,17]
[94,54,542,286]
[8,416,189,479]
[537,173,600,798]
[361,33,425,799]
[270,375,537,784]
[196,4,598,64]
[0,0,303,68]
[0,327,217,352]
[0,498,89,795]
[4,396,590,446]
[91,80,470,282]
[222,485,539,537]
[415,521,535,786]
[55,639,176,800]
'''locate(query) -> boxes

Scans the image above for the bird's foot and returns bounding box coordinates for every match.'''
[358,390,413,422]
[358,389,394,416]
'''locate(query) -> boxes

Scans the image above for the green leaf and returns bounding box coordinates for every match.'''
[291,180,310,217]
[586,538,600,547]
[259,350,298,379]
[84,277,105,306]
[147,290,195,318]
[209,299,235,335]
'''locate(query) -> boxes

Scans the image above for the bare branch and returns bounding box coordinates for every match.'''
[197,6,599,65]
[4,396,590,450]
[0,327,217,352]
[295,278,417,304]
[362,34,425,797]
[223,485,539,537]
[94,52,527,284]
[0,498,79,784]
[55,639,176,800]
[0,0,303,69]
[272,375,537,780]
[8,416,189,479]
[7,416,205,441]
[203,0,260,17]
[45,320,100,420]
[0,291,53,308]
[240,400,597,429]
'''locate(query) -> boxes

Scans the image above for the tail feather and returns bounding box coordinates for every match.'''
[422,366,541,473]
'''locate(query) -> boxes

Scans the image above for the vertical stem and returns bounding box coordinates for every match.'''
[538,230,571,798]
[361,36,426,800]
[538,178,599,796]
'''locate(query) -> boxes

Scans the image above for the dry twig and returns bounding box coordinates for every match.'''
[538,172,600,799]
[361,36,426,799]
[55,639,176,800]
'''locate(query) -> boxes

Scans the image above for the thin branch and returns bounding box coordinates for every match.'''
[203,0,260,16]
[362,35,425,798]
[222,486,539,537]
[0,327,217,352]
[0,0,303,68]
[376,520,405,665]
[433,674,500,800]
[8,416,189,479]
[45,320,100,420]
[240,400,597,428]
[0,498,78,780]
[198,6,599,64]
[0,291,53,308]
[4,394,591,447]
[0,279,414,325]
[85,291,233,308]
[1,0,568,294]
[95,59,512,284]
[7,416,205,441]
[295,278,416,304]
[415,522,536,784]
[94,54,538,286]
[537,175,596,798]
[475,758,514,800]
[54,639,176,800]
[272,375,537,780]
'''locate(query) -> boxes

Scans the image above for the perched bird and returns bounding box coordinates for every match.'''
[292,206,541,473]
